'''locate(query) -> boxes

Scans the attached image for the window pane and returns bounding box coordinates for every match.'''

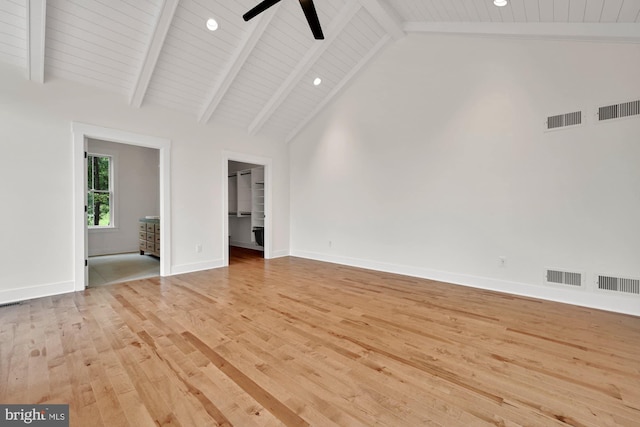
[95,157,110,191]
[88,192,111,226]
[98,193,111,226]
[87,154,112,227]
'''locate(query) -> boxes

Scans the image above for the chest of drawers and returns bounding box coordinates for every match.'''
[139,218,160,257]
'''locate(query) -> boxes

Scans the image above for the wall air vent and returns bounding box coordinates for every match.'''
[545,269,583,287]
[545,111,582,131]
[597,99,640,122]
[0,301,22,308]
[597,275,640,295]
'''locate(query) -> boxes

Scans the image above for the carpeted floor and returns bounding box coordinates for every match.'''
[88,252,160,287]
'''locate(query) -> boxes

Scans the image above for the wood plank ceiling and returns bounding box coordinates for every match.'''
[1,0,639,141]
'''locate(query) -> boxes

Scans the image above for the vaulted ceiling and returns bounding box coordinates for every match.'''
[1,0,639,141]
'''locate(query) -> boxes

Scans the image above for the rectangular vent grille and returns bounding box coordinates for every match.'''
[546,269,582,287]
[0,301,22,308]
[597,275,640,295]
[546,111,582,130]
[598,100,640,121]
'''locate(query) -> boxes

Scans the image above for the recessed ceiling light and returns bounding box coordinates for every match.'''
[206,18,218,31]
[313,77,322,86]
[493,0,508,6]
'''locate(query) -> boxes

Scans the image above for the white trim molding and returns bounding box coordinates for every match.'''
[291,250,640,317]
[72,122,171,291]
[222,151,273,267]
[171,259,225,276]
[0,281,74,305]
[270,249,290,259]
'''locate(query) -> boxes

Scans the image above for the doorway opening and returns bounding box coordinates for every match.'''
[222,152,272,267]
[88,253,159,286]
[86,139,160,287]
[72,123,171,291]
[228,160,264,262]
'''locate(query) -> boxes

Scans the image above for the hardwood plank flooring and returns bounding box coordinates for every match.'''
[1,252,639,426]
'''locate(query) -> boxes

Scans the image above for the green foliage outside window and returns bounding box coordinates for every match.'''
[87,155,112,226]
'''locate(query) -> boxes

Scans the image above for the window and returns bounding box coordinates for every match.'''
[87,154,113,227]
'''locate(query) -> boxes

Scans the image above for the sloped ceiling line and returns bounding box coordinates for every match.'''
[359,0,404,41]
[6,0,638,143]
[286,33,392,143]
[248,1,363,136]
[129,0,180,108]
[198,6,279,124]
[27,0,46,83]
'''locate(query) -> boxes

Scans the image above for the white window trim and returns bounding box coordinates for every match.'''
[87,151,118,230]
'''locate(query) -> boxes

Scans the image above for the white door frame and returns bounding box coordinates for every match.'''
[72,122,171,290]
[222,151,272,266]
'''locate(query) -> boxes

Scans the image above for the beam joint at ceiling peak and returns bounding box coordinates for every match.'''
[286,34,391,143]
[248,1,362,136]
[358,0,405,41]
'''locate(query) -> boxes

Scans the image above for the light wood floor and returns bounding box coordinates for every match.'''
[1,252,639,426]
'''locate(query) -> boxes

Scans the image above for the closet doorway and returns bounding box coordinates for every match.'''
[223,152,272,267]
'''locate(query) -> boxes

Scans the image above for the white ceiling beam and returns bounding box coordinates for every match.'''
[358,0,404,41]
[248,1,362,136]
[27,0,46,83]
[403,22,640,43]
[199,7,278,124]
[286,34,391,143]
[130,0,180,108]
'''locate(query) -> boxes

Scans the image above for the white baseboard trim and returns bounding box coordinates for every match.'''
[270,249,289,259]
[0,281,75,305]
[89,249,139,257]
[291,250,640,317]
[171,259,224,275]
[230,240,264,251]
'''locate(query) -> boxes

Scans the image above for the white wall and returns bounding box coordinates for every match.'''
[87,139,159,256]
[290,34,640,315]
[0,64,289,303]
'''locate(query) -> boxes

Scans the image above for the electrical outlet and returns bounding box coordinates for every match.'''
[498,256,506,267]
[196,244,202,253]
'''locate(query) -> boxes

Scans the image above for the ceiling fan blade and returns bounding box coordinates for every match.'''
[243,0,282,21]
[299,0,324,40]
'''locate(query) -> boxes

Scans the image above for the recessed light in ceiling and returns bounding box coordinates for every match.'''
[493,0,508,6]
[313,77,322,86]
[206,18,218,31]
